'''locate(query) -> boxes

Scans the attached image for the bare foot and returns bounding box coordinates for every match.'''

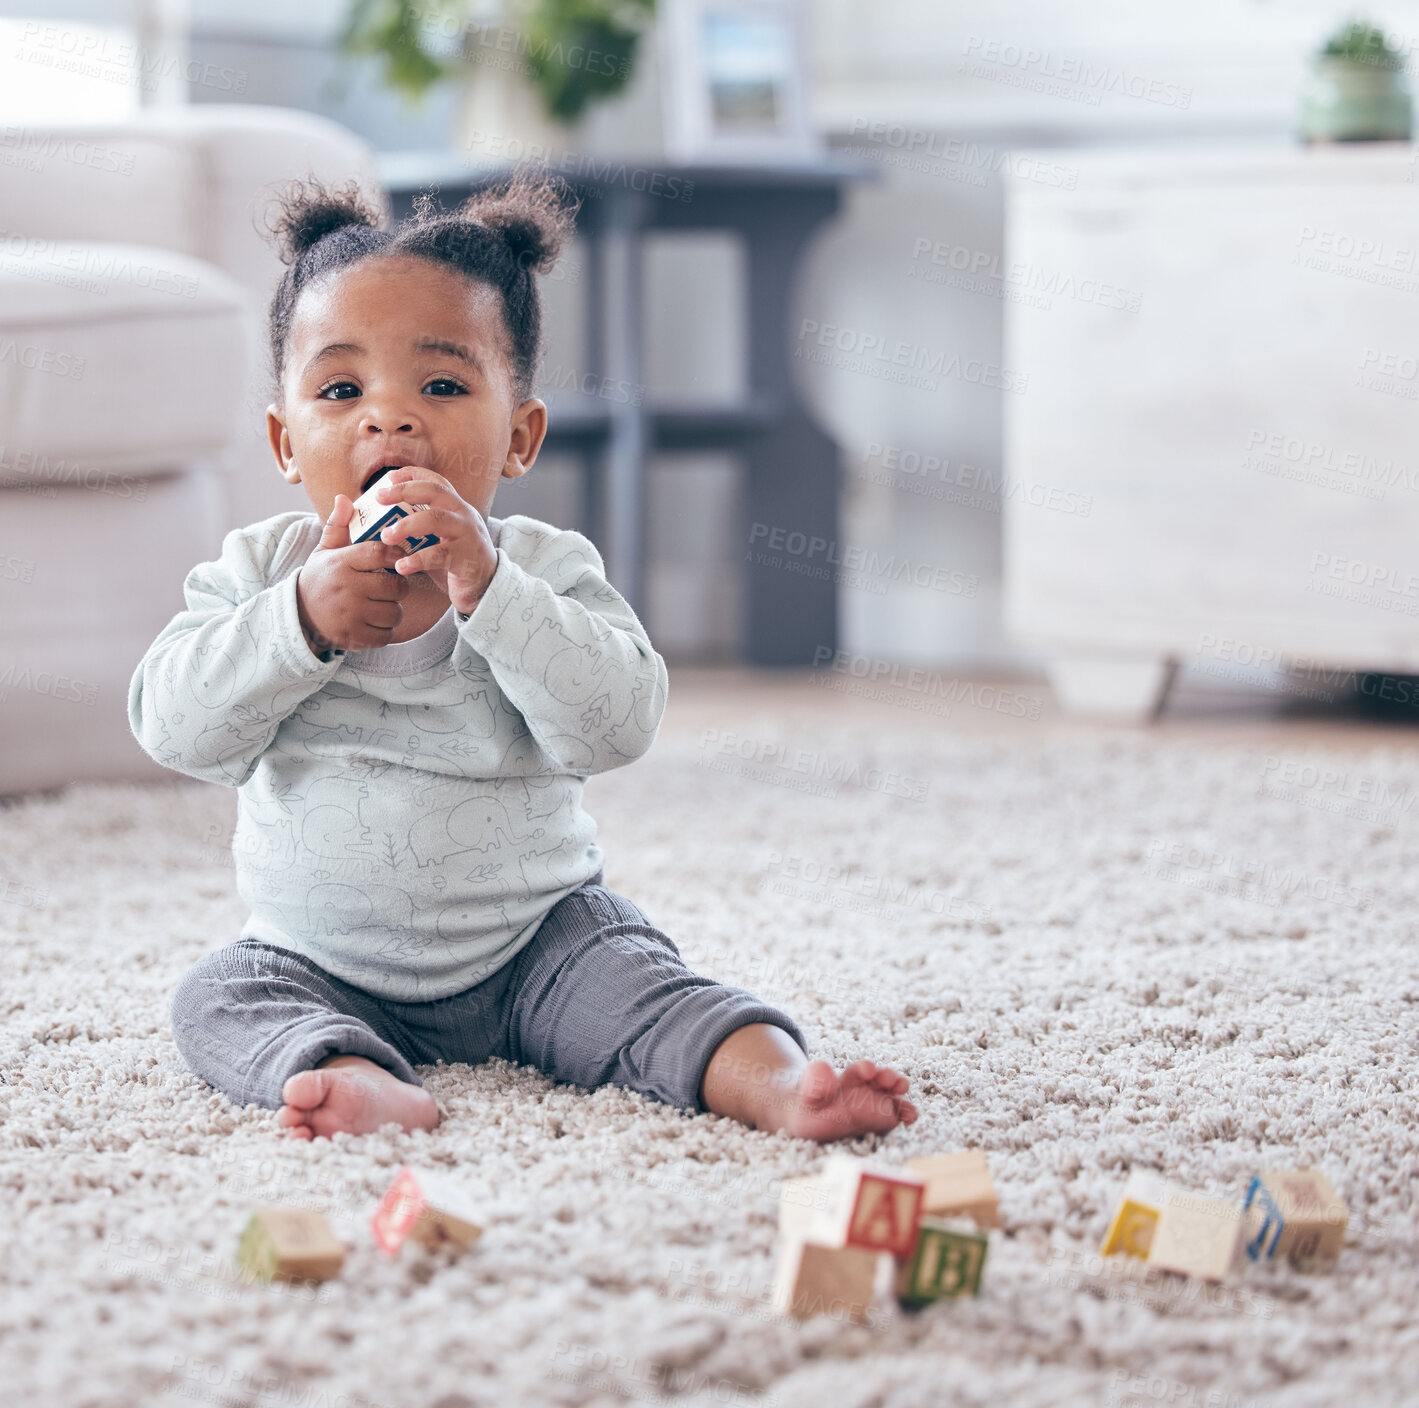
[700,1024,920,1141]
[278,1055,439,1140]
[779,1058,919,1142]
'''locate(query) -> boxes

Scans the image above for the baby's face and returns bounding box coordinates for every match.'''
[266,254,545,523]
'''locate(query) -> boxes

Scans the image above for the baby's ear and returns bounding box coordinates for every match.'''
[507,397,547,474]
[266,404,299,482]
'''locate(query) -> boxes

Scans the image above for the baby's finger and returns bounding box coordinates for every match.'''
[362,599,403,632]
[380,466,454,496]
[346,539,407,572]
[393,540,446,575]
[364,565,412,600]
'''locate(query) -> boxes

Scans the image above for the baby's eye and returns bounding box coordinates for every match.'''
[316,380,360,401]
[424,378,467,396]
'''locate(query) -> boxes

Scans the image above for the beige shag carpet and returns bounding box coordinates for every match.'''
[1,717,1416,1408]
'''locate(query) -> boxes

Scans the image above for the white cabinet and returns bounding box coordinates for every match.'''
[1003,143,1419,717]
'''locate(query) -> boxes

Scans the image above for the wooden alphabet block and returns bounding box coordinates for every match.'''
[906,1149,1000,1229]
[371,1166,484,1256]
[350,477,439,566]
[1100,1169,1168,1259]
[1146,1187,1242,1282]
[772,1237,882,1323]
[776,1159,925,1259]
[818,1156,926,1259]
[1243,1169,1347,1266]
[236,1206,346,1283]
[776,1175,834,1244]
[896,1218,988,1304]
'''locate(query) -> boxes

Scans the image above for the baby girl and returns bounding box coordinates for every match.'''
[128,168,917,1144]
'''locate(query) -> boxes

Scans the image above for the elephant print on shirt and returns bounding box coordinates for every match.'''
[408,793,546,867]
[299,776,375,862]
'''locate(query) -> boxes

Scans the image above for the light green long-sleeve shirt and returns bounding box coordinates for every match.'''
[128,508,669,1001]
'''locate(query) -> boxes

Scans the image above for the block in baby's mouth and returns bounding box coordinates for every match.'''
[350,476,440,565]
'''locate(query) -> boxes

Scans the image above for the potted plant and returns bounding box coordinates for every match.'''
[1300,18,1412,142]
[339,0,657,155]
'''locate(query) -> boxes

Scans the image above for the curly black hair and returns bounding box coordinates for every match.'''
[262,165,578,405]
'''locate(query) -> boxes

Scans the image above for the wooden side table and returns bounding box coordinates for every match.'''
[378,153,874,665]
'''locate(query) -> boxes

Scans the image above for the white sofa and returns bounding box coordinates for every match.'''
[0,105,381,797]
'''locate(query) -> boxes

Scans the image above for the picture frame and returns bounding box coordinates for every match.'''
[659,0,822,163]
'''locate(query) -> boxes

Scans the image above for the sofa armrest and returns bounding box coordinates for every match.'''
[130,104,383,302]
[0,105,380,303]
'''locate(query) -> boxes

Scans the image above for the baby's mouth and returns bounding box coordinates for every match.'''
[360,464,404,495]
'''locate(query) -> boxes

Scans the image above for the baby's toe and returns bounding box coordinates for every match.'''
[281,1069,327,1110]
[799,1059,838,1105]
[841,1059,878,1086]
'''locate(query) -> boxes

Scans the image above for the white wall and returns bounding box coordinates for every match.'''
[26,0,1419,666]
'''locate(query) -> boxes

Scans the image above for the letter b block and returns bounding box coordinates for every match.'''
[897,1219,988,1304]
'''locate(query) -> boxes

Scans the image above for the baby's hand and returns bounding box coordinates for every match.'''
[295,494,412,656]
[375,469,498,616]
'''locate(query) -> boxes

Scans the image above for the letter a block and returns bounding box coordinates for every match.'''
[814,1155,926,1259]
[236,1206,346,1283]
[1243,1169,1347,1267]
[772,1239,882,1323]
[1100,1170,1168,1259]
[372,1166,484,1256]
[897,1218,988,1304]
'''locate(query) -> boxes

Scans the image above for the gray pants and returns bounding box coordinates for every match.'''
[170,870,807,1114]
